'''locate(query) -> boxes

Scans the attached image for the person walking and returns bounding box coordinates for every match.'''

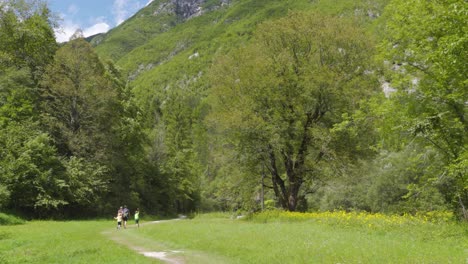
[123,205,130,229]
[114,212,123,230]
[134,208,140,228]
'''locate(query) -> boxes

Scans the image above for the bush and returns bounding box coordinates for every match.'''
[0,213,25,225]
[0,184,9,208]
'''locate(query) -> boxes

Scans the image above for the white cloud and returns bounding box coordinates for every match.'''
[87,16,108,28]
[83,22,110,37]
[54,1,148,42]
[54,15,80,42]
[55,15,110,43]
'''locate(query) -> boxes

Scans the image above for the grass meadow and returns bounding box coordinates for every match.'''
[131,212,468,263]
[0,211,467,263]
[0,219,159,264]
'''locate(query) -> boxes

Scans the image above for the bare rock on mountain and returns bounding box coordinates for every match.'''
[153,0,230,19]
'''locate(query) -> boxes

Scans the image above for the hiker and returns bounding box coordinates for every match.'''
[134,208,140,228]
[123,205,130,229]
[115,212,123,230]
[118,206,123,215]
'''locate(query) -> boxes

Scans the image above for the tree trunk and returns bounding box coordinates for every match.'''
[282,110,317,211]
[284,155,304,212]
[459,196,468,221]
[70,96,80,132]
[268,146,288,209]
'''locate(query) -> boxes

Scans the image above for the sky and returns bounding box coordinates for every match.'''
[47,0,154,42]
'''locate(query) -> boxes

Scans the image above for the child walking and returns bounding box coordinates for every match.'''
[134,208,140,228]
[115,212,123,230]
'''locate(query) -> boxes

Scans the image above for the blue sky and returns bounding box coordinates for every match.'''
[47,0,154,42]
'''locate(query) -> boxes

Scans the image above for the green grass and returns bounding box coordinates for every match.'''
[128,214,468,263]
[0,220,160,264]
[1,213,466,263]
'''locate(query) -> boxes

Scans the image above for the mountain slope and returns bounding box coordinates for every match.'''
[94,0,389,105]
[92,0,229,62]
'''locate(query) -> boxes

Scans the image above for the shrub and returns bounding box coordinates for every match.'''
[0,213,25,225]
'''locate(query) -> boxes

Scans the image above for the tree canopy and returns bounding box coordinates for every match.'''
[379,0,467,218]
[208,12,378,211]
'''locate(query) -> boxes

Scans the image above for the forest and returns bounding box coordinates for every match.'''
[0,0,466,220]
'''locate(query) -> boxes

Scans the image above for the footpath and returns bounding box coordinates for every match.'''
[103,219,185,264]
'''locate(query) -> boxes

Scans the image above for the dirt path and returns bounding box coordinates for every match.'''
[103,219,185,264]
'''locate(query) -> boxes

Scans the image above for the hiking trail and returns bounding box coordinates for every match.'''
[103,219,185,264]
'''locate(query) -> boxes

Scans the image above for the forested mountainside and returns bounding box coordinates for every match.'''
[1,0,466,219]
[92,0,388,100]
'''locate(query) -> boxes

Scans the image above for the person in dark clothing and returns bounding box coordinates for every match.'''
[123,205,130,229]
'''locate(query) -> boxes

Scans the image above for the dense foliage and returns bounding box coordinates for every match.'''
[378,0,467,218]
[0,0,466,220]
[0,0,179,218]
[208,12,378,211]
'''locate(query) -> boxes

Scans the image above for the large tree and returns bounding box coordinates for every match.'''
[208,12,377,211]
[40,38,140,214]
[40,37,170,215]
[40,38,121,160]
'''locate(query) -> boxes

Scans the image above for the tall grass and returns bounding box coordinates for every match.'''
[129,211,468,263]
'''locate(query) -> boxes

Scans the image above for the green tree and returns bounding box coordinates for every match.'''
[146,81,203,213]
[0,0,63,216]
[380,0,467,218]
[0,0,57,83]
[40,38,119,160]
[0,122,66,216]
[0,64,110,217]
[0,0,57,125]
[366,145,448,213]
[0,68,37,125]
[40,37,165,215]
[208,12,377,211]
[39,38,127,214]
